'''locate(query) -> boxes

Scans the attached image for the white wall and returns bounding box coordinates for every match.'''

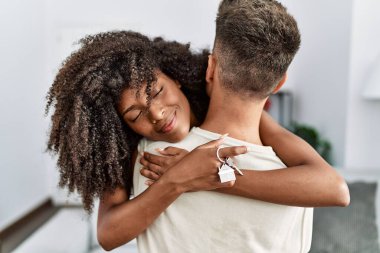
[345,0,380,170]
[280,0,353,166]
[281,0,380,169]
[0,0,50,229]
[44,0,220,82]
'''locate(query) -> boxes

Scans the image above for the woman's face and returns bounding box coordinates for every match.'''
[118,72,192,143]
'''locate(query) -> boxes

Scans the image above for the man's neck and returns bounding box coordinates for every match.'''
[200,89,266,145]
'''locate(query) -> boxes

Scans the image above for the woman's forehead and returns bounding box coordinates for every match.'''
[120,71,171,101]
[124,85,148,100]
[121,81,156,103]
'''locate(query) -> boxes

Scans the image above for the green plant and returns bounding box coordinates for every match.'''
[289,122,332,164]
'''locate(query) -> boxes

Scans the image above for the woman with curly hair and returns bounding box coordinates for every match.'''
[46,31,212,212]
[46,31,346,250]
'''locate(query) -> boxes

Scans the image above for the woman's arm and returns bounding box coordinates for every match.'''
[218,112,349,207]
[97,182,181,250]
[97,146,246,250]
[141,112,350,207]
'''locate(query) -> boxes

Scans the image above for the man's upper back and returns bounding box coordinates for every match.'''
[133,127,313,253]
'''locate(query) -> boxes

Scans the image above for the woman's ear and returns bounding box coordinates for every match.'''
[272,73,288,94]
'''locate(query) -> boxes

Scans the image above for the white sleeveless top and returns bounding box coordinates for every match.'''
[133,127,313,253]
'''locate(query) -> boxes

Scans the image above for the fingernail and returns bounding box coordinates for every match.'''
[140,152,144,157]
[155,148,163,152]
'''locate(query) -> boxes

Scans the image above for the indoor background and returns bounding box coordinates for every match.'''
[1,0,379,252]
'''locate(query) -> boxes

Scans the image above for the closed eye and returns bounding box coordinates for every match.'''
[153,87,163,98]
[132,111,143,122]
[128,86,163,122]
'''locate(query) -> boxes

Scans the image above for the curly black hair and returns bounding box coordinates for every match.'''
[45,31,209,213]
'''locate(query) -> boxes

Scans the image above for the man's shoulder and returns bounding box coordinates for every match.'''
[189,128,286,168]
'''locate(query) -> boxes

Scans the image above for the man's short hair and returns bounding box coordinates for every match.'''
[214,0,301,99]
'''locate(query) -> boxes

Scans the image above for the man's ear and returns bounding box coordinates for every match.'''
[206,54,216,95]
[272,73,287,94]
[206,54,216,83]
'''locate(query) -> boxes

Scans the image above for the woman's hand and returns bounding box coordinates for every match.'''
[160,143,247,192]
[140,147,189,181]
[140,138,247,189]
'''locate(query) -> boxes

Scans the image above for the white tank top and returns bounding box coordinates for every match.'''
[133,127,313,253]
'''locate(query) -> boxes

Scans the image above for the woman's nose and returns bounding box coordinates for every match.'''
[148,102,165,123]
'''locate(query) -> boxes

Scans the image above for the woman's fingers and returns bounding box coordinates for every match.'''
[156,146,187,156]
[141,152,165,167]
[140,158,163,175]
[145,180,155,187]
[143,149,187,170]
[140,167,160,181]
[196,137,226,150]
[217,146,248,160]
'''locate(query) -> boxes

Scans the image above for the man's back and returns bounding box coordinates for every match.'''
[134,127,313,253]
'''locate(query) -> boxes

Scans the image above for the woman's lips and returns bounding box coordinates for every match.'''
[161,112,177,134]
